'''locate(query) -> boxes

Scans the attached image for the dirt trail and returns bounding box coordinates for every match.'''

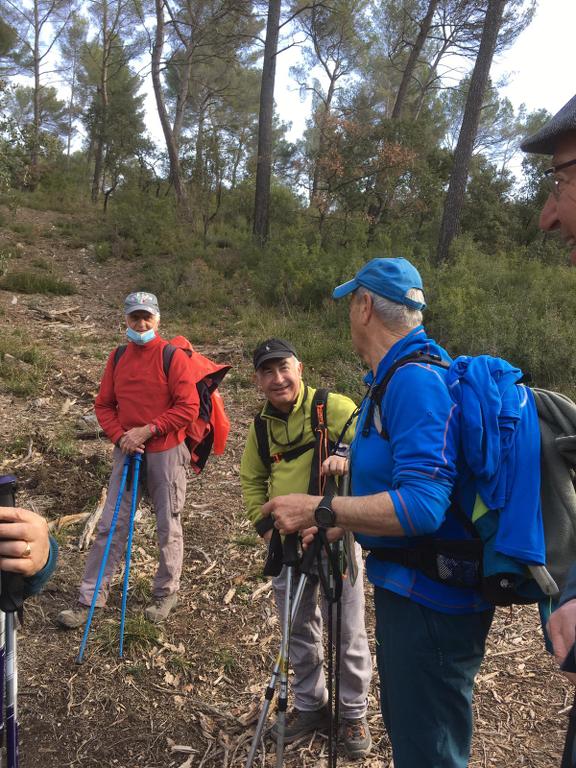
[0,206,572,767]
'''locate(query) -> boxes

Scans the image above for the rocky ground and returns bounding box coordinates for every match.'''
[0,205,572,767]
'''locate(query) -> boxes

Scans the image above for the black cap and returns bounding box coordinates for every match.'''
[253,338,297,370]
[521,94,576,155]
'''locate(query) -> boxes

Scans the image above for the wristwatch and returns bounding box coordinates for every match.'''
[314,493,336,528]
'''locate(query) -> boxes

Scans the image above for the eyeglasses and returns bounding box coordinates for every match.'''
[543,158,576,198]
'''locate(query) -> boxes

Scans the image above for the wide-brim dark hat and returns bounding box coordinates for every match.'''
[521,94,576,155]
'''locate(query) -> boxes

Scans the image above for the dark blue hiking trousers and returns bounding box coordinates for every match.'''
[374,587,494,768]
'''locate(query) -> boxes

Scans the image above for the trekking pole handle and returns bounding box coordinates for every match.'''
[0,478,25,615]
[300,534,323,575]
[283,533,300,567]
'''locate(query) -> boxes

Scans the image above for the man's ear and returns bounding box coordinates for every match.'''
[297,360,303,376]
[360,291,373,325]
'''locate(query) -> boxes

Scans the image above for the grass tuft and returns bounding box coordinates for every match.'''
[0,270,75,295]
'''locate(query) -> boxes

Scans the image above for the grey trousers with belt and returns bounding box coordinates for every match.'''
[79,443,189,607]
[273,541,372,720]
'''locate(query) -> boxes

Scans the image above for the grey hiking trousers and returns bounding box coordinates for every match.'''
[79,443,189,607]
[273,541,372,720]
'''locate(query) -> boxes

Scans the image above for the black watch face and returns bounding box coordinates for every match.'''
[315,505,334,528]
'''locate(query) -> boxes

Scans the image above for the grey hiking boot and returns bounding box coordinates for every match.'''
[270,705,330,744]
[340,716,372,759]
[145,593,178,623]
[56,604,90,630]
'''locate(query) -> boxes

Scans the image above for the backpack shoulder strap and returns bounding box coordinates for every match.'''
[113,345,127,368]
[310,388,329,433]
[162,343,178,377]
[254,413,272,473]
[308,388,331,495]
[364,352,450,439]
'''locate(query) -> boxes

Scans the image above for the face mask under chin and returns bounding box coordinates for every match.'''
[126,327,156,345]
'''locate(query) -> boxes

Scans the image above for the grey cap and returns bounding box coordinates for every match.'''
[124,291,160,315]
[521,94,576,155]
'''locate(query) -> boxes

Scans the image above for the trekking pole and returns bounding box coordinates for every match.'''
[275,533,299,768]
[77,454,132,664]
[245,536,321,768]
[119,454,142,659]
[324,538,344,768]
[0,474,21,768]
[0,609,4,764]
[314,528,343,767]
[4,613,17,768]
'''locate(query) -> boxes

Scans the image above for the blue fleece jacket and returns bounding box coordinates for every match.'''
[446,355,544,567]
[351,326,489,614]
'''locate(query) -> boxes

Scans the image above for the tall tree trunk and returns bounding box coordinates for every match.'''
[151,0,190,216]
[31,0,41,187]
[253,0,281,246]
[66,60,77,163]
[435,0,506,265]
[391,0,439,120]
[91,2,109,204]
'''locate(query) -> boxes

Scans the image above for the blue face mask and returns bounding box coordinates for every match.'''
[126,327,156,345]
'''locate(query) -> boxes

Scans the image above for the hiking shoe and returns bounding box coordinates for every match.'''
[56,604,90,630]
[145,593,178,623]
[340,716,372,759]
[270,705,330,743]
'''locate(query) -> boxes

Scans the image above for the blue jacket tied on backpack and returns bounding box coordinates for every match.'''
[447,355,545,563]
[447,356,546,602]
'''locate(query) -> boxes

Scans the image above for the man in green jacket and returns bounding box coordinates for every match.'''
[240,338,372,758]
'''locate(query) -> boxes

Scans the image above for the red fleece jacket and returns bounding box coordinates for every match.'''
[95,335,200,453]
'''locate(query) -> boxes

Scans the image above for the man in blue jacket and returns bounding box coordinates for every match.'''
[522,94,576,679]
[264,257,494,768]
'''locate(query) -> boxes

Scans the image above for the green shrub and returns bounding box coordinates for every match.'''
[0,270,75,295]
[423,237,576,396]
[0,334,48,397]
[94,241,111,263]
[10,222,34,241]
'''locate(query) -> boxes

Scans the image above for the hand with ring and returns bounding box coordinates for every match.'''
[0,507,50,577]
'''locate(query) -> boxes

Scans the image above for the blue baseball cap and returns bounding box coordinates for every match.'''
[332,257,426,310]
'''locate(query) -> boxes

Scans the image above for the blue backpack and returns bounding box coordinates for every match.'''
[364,351,573,607]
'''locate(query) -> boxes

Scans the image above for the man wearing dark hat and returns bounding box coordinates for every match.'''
[264,258,495,768]
[240,339,372,758]
[57,291,199,628]
[521,94,576,264]
[522,97,576,679]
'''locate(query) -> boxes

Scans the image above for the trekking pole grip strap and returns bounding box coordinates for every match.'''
[255,516,274,537]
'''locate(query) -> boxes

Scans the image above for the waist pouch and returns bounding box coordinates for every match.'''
[370,538,483,589]
[369,539,539,606]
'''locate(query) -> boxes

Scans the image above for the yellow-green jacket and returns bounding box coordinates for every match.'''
[240,381,357,526]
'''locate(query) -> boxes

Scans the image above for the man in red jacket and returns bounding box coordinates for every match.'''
[57,291,199,628]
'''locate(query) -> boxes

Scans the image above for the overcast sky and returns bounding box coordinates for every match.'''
[492,0,574,118]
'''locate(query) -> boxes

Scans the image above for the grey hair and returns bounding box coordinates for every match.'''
[357,287,424,329]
